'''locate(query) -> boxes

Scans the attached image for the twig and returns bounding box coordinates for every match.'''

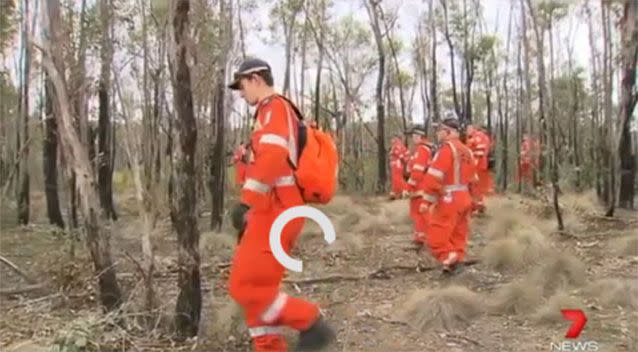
[0,254,37,284]
[0,284,45,295]
[443,333,482,347]
[285,260,480,284]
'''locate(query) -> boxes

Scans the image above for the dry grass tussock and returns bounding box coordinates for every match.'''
[529,251,586,297]
[585,278,638,309]
[484,196,554,240]
[560,190,601,215]
[531,290,583,325]
[609,231,638,256]
[482,226,550,272]
[398,285,484,332]
[488,279,544,315]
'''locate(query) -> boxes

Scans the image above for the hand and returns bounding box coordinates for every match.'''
[230,203,250,231]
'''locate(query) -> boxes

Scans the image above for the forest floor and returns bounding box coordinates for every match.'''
[1,189,637,352]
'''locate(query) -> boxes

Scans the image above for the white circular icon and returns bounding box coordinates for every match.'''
[269,205,336,272]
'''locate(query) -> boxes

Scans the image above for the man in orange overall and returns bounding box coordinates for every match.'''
[227,58,335,352]
[518,134,539,187]
[389,136,409,199]
[231,142,249,187]
[466,124,492,212]
[420,118,478,274]
[405,126,433,244]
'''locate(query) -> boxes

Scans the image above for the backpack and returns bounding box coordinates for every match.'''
[278,95,339,204]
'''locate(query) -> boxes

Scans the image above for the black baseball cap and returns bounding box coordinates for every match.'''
[228,58,272,90]
[433,118,461,131]
[406,125,427,136]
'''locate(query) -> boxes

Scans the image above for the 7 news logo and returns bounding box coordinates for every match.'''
[550,309,599,351]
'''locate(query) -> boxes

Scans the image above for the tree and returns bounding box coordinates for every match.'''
[43,74,65,229]
[365,0,387,194]
[97,0,117,220]
[17,0,32,225]
[616,0,637,210]
[40,0,123,312]
[169,0,201,339]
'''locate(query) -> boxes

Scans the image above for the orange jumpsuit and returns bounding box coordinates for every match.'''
[407,141,433,244]
[389,139,409,196]
[232,144,248,187]
[467,130,493,206]
[421,139,478,265]
[518,137,539,185]
[228,95,319,352]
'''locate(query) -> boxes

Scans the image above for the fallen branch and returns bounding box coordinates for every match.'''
[0,284,45,295]
[0,254,37,284]
[285,260,480,285]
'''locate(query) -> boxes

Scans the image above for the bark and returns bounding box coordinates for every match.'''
[617,0,637,210]
[17,0,31,225]
[586,3,602,198]
[41,0,122,311]
[526,0,563,230]
[43,76,65,228]
[170,0,201,338]
[366,0,386,194]
[441,0,462,119]
[601,2,615,213]
[98,0,117,221]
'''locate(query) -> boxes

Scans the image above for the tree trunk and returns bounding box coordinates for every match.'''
[42,0,122,311]
[441,0,462,119]
[43,75,65,228]
[17,0,31,225]
[170,0,201,339]
[98,0,117,221]
[429,0,439,122]
[617,0,637,209]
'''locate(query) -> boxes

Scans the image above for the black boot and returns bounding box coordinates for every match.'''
[295,316,336,351]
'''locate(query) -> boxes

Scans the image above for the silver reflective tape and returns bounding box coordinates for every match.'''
[275,175,296,186]
[260,134,288,148]
[243,178,271,194]
[427,167,444,180]
[443,184,468,192]
[413,164,425,171]
[260,293,289,323]
[407,179,417,186]
[248,326,286,337]
[423,193,438,203]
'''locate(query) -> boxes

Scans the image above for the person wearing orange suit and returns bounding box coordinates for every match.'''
[466,124,493,213]
[227,58,335,352]
[405,126,433,244]
[389,136,409,199]
[419,118,479,274]
[231,142,249,187]
[518,134,540,187]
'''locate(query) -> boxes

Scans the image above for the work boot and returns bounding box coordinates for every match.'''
[295,316,336,351]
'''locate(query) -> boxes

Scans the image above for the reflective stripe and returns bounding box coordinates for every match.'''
[413,164,425,171]
[475,144,487,149]
[282,100,298,168]
[244,178,271,193]
[248,326,286,337]
[239,66,271,75]
[260,134,288,148]
[423,193,438,203]
[275,175,296,186]
[474,151,485,156]
[261,293,288,323]
[411,190,424,197]
[447,142,461,185]
[427,167,444,180]
[443,184,468,192]
[407,179,417,186]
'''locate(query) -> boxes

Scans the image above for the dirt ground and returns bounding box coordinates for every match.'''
[1,191,637,352]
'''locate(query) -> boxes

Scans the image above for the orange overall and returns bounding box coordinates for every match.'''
[228,95,319,352]
[389,139,409,196]
[467,130,492,207]
[518,137,539,186]
[407,142,432,244]
[232,144,248,187]
[421,139,478,265]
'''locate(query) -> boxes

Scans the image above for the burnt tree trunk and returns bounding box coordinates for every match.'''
[97,0,117,221]
[170,0,201,339]
[43,75,65,228]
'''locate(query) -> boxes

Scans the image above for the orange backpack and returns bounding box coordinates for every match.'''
[279,96,339,204]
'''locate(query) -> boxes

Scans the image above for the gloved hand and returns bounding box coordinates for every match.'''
[230,203,250,231]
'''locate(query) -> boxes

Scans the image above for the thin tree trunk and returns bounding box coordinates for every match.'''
[98,0,117,221]
[41,0,122,311]
[170,0,201,338]
[441,0,462,119]
[43,75,65,228]
[17,0,31,225]
[429,0,439,122]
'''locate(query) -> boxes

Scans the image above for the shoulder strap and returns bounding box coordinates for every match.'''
[276,95,304,121]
